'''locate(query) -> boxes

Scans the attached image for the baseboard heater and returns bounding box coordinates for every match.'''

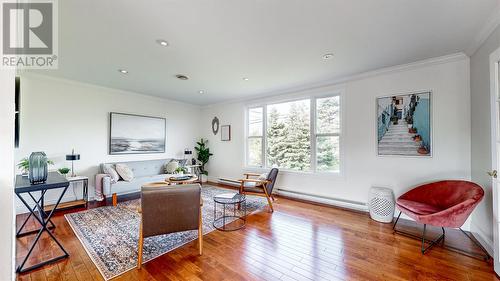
[217,177,368,212]
[217,178,241,187]
[277,189,368,212]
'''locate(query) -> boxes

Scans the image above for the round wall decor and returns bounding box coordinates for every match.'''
[212,117,219,135]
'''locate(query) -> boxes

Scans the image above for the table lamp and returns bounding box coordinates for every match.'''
[66,149,81,177]
[184,148,192,159]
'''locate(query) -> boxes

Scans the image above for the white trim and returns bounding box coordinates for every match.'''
[203,52,467,108]
[489,45,500,273]
[466,5,500,56]
[471,221,494,257]
[276,189,368,212]
[19,72,201,109]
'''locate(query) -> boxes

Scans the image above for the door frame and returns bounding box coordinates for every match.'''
[489,45,500,273]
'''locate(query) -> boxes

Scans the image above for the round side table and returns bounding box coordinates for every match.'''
[213,193,246,231]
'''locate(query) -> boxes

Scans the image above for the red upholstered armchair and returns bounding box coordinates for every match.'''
[393,180,488,259]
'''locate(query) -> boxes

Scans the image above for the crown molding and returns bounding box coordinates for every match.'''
[18,72,202,109]
[202,52,468,108]
[466,4,500,56]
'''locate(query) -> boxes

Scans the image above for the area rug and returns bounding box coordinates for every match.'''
[65,185,267,280]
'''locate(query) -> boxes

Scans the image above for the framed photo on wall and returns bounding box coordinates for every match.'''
[109,112,166,154]
[376,91,431,157]
[221,125,231,141]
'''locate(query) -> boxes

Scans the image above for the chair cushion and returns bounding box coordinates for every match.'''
[396,199,442,215]
[244,186,266,193]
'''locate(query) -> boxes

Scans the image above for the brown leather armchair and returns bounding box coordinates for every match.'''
[137,184,203,268]
[238,168,279,212]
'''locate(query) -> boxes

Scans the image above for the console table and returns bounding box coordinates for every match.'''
[15,172,70,273]
[43,176,89,212]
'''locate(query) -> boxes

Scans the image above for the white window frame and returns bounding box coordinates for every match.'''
[246,106,265,168]
[244,90,343,174]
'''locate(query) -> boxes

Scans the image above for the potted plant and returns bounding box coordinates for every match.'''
[417,144,429,155]
[195,138,213,182]
[17,158,54,176]
[58,167,71,178]
[174,166,187,175]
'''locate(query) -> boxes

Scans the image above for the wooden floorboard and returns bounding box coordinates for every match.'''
[15,184,498,281]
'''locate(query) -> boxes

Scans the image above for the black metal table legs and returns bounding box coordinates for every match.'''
[16,186,70,273]
[393,211,490,260]
[16,190,56,237]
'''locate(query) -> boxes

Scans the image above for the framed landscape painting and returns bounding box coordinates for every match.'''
[376,91,431,157]
[109,112,166,154]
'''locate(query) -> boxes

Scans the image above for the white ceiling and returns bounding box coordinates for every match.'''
[33,0,499,105]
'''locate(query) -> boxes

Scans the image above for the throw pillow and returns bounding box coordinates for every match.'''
[102,164,119,183]
[258,173,268,181]
[165,160,179,174]
[177,159,188,167]
[115,163,134,182]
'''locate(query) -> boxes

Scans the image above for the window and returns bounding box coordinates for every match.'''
[247,107,263,166]
[246,94,341,172]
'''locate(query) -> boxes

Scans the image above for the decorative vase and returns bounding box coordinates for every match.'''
[29,152,48,184]
[201,174,208,183]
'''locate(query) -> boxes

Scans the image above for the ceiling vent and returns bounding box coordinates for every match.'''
[175,74,189,80]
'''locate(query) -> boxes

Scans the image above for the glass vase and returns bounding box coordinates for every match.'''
[29,152,48,184]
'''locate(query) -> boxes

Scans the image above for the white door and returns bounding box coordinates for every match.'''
[489,46,500,275]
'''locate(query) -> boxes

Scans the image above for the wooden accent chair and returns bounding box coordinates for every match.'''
[137,184,203,268]
[238,168,279,212]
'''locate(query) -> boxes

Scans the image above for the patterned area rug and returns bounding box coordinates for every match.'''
[65,185,267,280]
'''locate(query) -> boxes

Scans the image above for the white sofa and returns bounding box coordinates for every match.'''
[100,159,172,203]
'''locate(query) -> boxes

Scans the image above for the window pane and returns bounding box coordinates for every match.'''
[248,107,263,136]
[316,96,340,134]
[267,99,311,171]
[248,138,262,166]
[316,136,339,172]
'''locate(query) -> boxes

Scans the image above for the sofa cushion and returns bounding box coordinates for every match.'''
[102,164,119,183]
[107,174,171,195]
[115,163,134,182]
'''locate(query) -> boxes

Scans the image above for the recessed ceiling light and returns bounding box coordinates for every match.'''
[322,53,334,60]
[156,39,169,47]
[242,77,249,81]
[118,69,128,74]
[175,74,189,80]
[199,90,205,94]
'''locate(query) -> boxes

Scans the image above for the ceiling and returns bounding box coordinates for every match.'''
[32,0,499,105]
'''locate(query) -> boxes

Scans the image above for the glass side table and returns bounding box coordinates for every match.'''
[213,193,246,231]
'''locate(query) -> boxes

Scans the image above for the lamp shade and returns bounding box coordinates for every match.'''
[66,154,80,161]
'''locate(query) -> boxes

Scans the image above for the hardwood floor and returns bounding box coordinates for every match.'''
[16,185,498,281]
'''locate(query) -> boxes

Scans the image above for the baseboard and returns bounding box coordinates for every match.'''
[276,189,368,212]
[16,193,81,214]
[211,176,368,212]
[470,222,494,257]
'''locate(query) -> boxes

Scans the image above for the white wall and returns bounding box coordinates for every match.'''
[201,55,472,227]
[470,24,500,254]
[0,69,16,280]
[15,73,201,212]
